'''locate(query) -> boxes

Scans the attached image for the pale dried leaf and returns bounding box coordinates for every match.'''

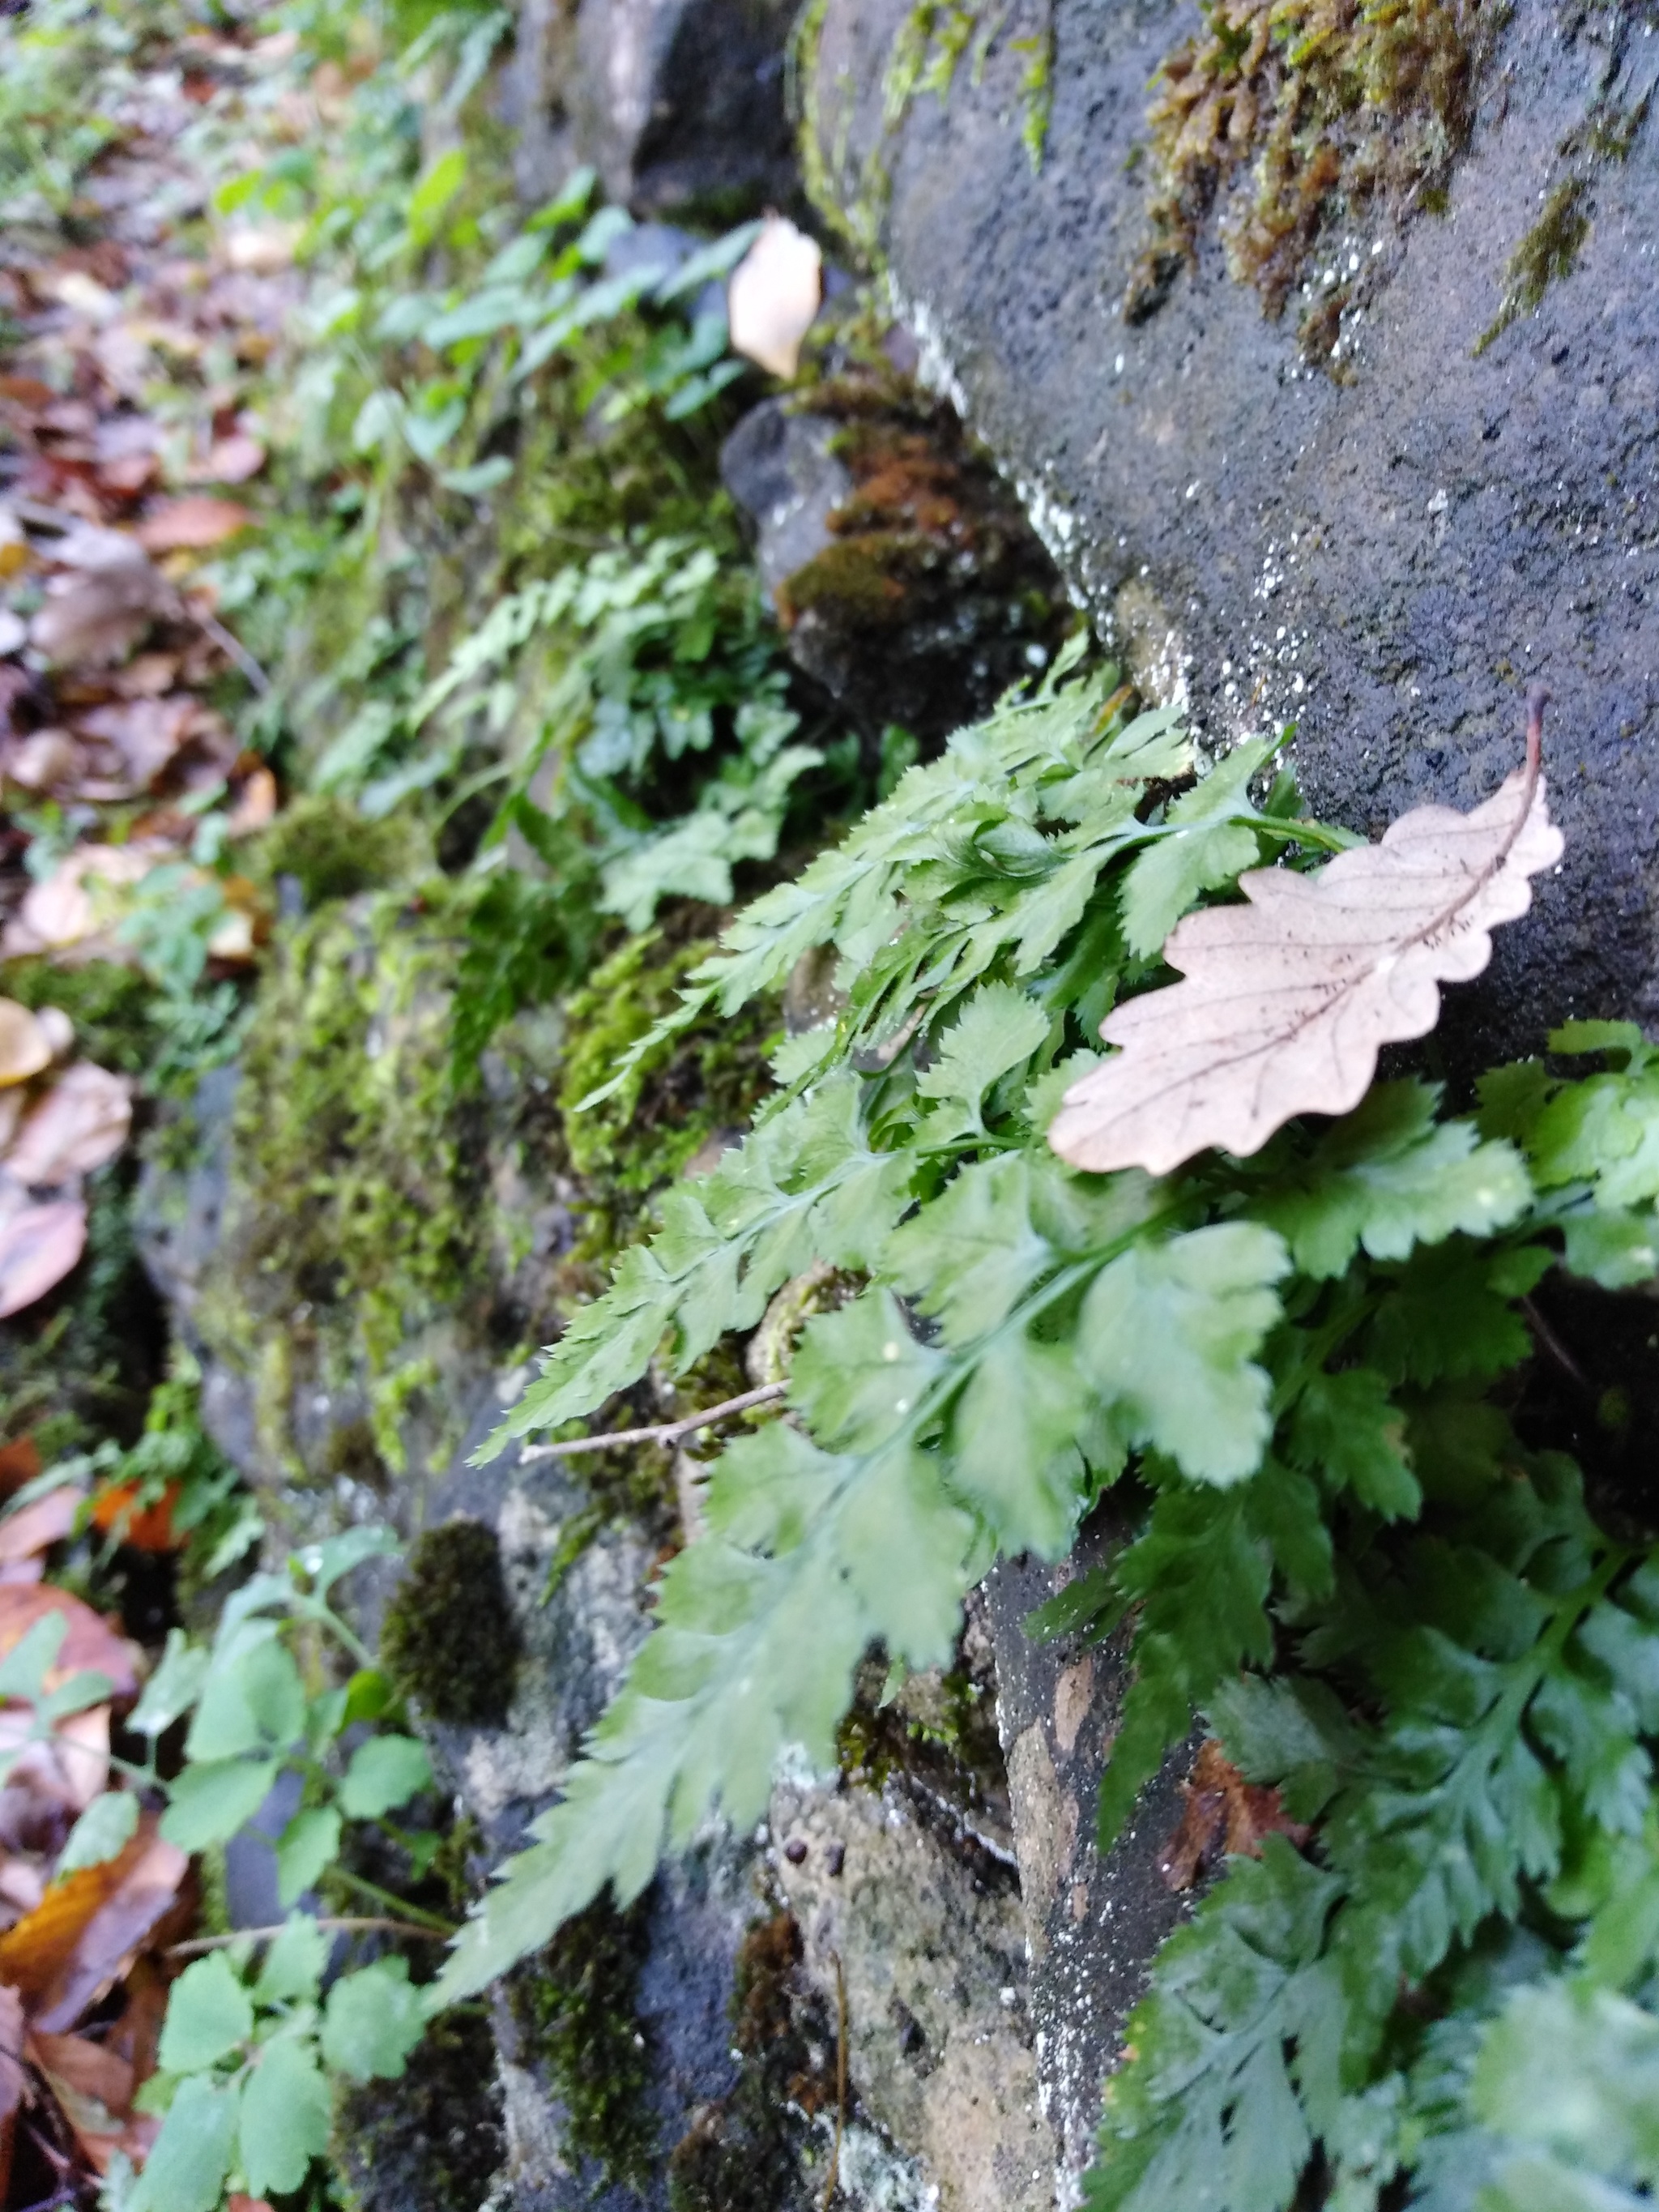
[0,1191,87,1317]
[0,1095,23,1155]
[3,842,162,960]
[30,531,171,667]
[0,1001,52,1087]
[1050,739,1563,1176]
[0,1702,110,1817]
[35,1007,75,1062]
[27,2026,151,2176]
[2,727,84,794]
[135,494,253,552]
[0,610,24,657]
[0,1486,84,1565]
[0,1983,21,2194]
[0,1581,139,1701]
[226,763,278,835]
[6,1064,132,1185]
[727,218,823,378]
[200,432,266,484]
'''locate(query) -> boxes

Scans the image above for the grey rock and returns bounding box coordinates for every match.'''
[721,397,854,604]
[804,0,1659,1061]
[985,1524,1194,2192]
[507,0,798,216]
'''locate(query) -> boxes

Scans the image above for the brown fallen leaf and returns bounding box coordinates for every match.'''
[75,693,199,790]
[1158,1739,1311,1893]
[26,2026,156,2176]
[0,1582,138,1701]
[0,1702,110,1820]
[4,1064,132,1186]
[29,527,172,667]
[0,1813,186,2031]
[226,762,278,836]
[135,493,253,552]
[0,1441,41,1497]
[0,1001,53,1088]
[0,1189,87,1317]
[2,841,164,962]
[1050,693,1564,1176]
[199,432,266,485]
[727,216,823,378]
[1,726,84,794]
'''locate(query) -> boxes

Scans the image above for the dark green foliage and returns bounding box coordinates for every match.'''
[380,1519,521,1726]
[246,792,430,912]
[508,1898,658,2192]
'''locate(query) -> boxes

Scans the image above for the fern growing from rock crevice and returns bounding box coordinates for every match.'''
[430,655,1659,2212]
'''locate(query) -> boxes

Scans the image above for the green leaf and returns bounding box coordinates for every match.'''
[407,147,466,246]
[157,1950,254,2073]
[1563,1206,1659,1288]
[275,1805,342,1907]
[254,1912,329,2005]
[339,1733,433,1819]
[1076,1223,1288,1484]
[1289,1369,1420,1518]
[54,1788,139,1880]
[1473,1982,1659,2193]
[185,1633,305,1761]
[885,1150,1056,1343]
[790,1289,944,1453]
[240,2033,331,2196]
[914,980,1049,1127]
[129,1628,209,1738]
[1118,738,1270,957]
[322,1958,426,2081]
[1367,1241,1547,1386]
[949,1331,1093,1556]
[1256,1084,1532,1279]
[130,2074,240,2212]
[160,1756,280,1851]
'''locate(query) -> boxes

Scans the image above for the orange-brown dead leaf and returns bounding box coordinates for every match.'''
[26,2025,157,2175]
[0,1441,42,1497]
[89,1481,181,1554]
[1050,698,1564,1176]
[0,1984,22,2197]
[135,493,253,551]
[1158,1739,1311,1892]
[0,1813,187,2032]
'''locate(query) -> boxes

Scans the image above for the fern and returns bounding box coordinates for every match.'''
[429,650,1659,2212]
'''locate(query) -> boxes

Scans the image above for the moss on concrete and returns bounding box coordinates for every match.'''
[380,1518,521,1725]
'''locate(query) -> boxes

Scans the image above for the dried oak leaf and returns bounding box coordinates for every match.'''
[727,217,823,378]
[5,1063,132,1185]
[29,527,173,668]
[0,1812,186,2031]
[1051,707,1563,1176]
[1158,1739,1311,1893]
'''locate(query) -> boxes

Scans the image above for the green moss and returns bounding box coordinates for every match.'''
[332,2008,505,2212]
[508,1898,658,2191]
[380,1518,520,1725]
[1,956,156,1076]
[1475,177,1590,353]
[558,921,780,1202]
[668,1911,835,2212]
[201,883,496,1477]
[245,792,432,912]
[1130,0,1491,355]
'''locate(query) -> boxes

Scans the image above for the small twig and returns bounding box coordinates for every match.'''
[1521,1294,1593,1397]
[822,1949,847,2211]
[167,1915,446,1959]
[518,1382,786,1464]
[191,603,270,694]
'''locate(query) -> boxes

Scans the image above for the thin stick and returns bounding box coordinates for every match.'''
[192,603,270,694]
[822,1949,847,2210]
[167,1915,445,1959]
[518,1381,786,1464]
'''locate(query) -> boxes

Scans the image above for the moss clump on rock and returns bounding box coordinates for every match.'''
[507,1896,659,2192]
[380,1518,521,1725]
[331,2008,505,2212]
[2,956,157,1077]
[245,792,432,912]
[1130,0,1491,352]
